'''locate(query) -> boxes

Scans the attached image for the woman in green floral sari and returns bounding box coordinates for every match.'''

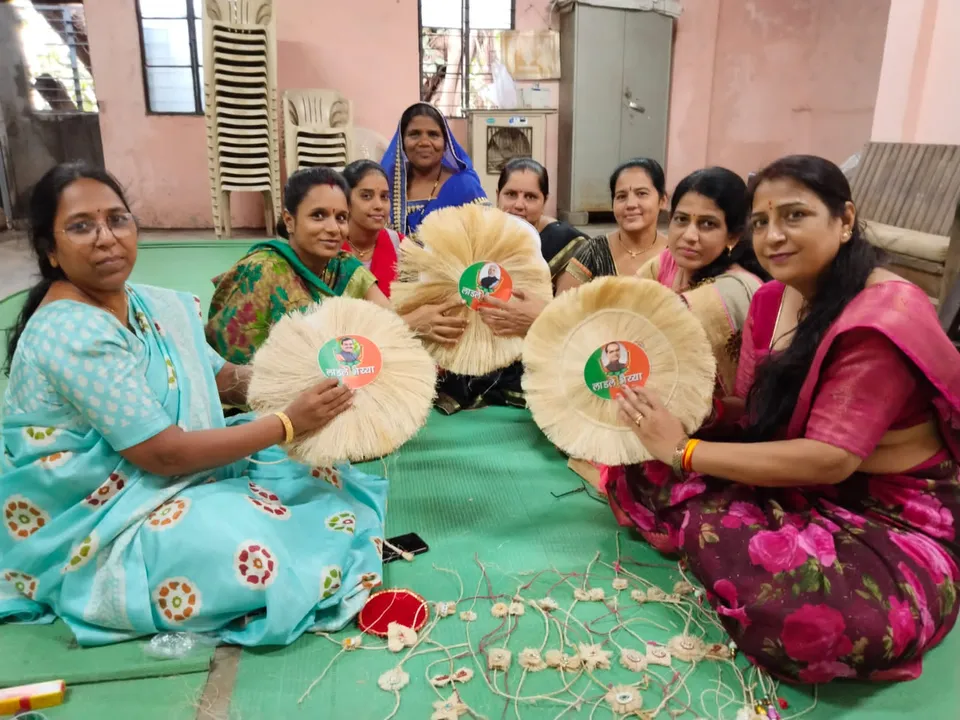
[206,168,465,365]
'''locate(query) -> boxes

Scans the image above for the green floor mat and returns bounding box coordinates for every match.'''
[44,673,209,720]
[127,240,250,306]
[0,621,214,687]
[227,407,960,719]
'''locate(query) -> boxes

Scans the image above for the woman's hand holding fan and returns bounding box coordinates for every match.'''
[248,297,437,465]
[402,298,468,346]
[616,385,689,463]
[282,379,354,437]
[521,276,716,465]
[390,205,553,376]
[478,289,548,338]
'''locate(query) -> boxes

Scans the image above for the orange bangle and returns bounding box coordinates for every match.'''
[681,439,700,472]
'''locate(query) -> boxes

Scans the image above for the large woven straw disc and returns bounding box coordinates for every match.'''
[247,297,437,464]
[522,276,716,465]
[390,204,552,376]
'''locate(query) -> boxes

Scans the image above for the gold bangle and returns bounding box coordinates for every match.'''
[273,411,295,444]
[671,438,688,477]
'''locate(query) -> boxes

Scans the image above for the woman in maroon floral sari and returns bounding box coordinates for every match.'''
[608,155,960,683]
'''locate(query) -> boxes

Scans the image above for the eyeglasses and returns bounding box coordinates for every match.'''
[58,212,136,245]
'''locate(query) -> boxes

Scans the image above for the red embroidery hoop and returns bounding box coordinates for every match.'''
[357,588,430,637]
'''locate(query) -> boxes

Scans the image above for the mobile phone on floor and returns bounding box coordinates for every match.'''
[383,532,429,564]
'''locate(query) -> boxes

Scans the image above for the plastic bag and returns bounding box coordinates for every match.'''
[491,61,519,108]
[839,152,861,178]
[144,632,217,660]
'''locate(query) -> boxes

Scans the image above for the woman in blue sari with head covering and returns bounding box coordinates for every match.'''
[381,102,489,237]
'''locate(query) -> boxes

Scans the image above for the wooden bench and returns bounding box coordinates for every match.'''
[850,142,960,305]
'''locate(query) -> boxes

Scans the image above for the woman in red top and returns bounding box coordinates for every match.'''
[342,160,403,296]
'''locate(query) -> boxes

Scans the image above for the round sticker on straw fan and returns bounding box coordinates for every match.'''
[522,276,716,466]
[247,297,437,465]
[390,204,552,376]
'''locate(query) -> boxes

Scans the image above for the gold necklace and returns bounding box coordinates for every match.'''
[348,241,373,259]
[615,230,658,259]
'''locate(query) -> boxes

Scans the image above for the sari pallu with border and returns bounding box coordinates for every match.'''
[343,228,403,297]
[540,220,589,288]
[608,280,960,682]
[205,239,376,365]
[640,248,762,396]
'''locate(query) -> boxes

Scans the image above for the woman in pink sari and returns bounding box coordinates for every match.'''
[637,167,769,396]
[582,169,771,492]
[609,155,960,683]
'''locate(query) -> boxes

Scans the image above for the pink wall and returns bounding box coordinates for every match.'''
[872,0,960,144]
[85,0,419,229]
[664,0,720,189]
[697,0,889,182]
[86,0,891,228]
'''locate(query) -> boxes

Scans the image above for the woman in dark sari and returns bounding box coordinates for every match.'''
[556,157,668,293]
[495,158,588,286]
[609,155,960,683]
[434,159,586,414]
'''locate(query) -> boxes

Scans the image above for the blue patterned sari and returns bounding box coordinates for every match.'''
[0,284,386,646]
[381,103,489,236]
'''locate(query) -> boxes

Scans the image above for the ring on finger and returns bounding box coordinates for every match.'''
[633,413,643,427]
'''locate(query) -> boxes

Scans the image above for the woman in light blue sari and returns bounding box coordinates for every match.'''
[381,102,489,237]
[0,163,386,647]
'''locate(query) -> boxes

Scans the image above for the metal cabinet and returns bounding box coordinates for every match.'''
[557,3,674,224]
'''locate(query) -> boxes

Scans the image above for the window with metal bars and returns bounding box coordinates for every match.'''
[419,0,515,118]
[136,0,204,114]
[14,1,98,113]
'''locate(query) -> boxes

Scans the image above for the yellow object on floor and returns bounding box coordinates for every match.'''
[0,679,66,715]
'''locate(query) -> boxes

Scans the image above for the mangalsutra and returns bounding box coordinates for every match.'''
[615,230,658,259]
[406,163,444,201]
[429,163,443,199]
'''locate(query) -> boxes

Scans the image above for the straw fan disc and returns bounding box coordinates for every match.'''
[522,276,716,466]
[247,297,437,465]
[390,204,552,376]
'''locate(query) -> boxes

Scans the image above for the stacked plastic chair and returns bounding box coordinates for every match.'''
[282,89,354,175]
[202,0,280,238]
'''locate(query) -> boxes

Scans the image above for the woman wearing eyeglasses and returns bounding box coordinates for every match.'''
[0,162,389,647]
